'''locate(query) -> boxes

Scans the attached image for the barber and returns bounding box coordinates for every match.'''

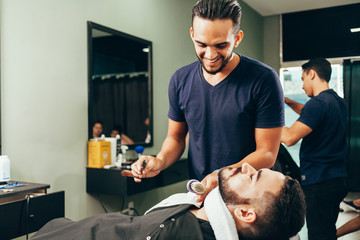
[281,58,347,240]
[131,0,284,201]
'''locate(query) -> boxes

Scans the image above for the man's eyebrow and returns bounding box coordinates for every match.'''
[194,40,229,46]
[194,40,205,45]
[255,169,263,182]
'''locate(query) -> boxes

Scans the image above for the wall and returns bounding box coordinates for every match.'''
[0,0,264,225]
[264,15,281,72]
[237,0,264,60]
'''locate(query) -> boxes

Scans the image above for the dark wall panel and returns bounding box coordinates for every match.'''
[343,60,360,191]
[282,4,360,62]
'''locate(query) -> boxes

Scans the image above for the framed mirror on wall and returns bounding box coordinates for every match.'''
[87,21,153,148]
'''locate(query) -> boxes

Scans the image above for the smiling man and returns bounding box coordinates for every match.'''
[132,0,284,202]
[32,163,305,240]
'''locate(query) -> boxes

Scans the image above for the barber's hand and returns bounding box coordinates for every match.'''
[196,172,219,203]
[130,155,163,182]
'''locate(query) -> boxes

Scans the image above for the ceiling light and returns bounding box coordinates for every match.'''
[350,28,360,33]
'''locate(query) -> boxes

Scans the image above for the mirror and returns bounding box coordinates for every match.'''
[87,21,153,148]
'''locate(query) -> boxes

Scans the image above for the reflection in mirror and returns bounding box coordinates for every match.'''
[88,21,153,147]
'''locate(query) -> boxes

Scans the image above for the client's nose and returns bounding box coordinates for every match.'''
[241,162,256,175]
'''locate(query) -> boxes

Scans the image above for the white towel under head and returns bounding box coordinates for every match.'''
[204,186,239,240]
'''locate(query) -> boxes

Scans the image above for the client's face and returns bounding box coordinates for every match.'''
[218,163,285,204]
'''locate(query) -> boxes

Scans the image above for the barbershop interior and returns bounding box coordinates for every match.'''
[1,0,360,239]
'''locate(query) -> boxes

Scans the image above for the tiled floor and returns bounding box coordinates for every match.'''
[298,192,360,240]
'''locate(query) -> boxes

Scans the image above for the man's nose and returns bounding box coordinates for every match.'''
[204,47,217,59]
[241,162,256,174]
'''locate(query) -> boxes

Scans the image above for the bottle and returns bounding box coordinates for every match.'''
[120,145,129,166]
[0,155,10,183]
[116,134,121,157]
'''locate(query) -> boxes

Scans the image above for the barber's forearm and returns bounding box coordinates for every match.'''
[285,97,304,115]
[281,126,298,147]
[156,136,186,170]
[229,148,278,170]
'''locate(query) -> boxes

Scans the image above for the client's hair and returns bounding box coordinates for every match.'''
[238,176,306,240]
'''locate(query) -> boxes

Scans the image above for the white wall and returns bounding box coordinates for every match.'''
[0,0,264,225]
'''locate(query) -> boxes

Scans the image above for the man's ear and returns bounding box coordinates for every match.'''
[234,30,244,48]
[190,27,194,40]
[309,69,316,80]
[234,206,256,223]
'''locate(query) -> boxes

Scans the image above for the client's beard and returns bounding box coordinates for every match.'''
[218,168,250,206]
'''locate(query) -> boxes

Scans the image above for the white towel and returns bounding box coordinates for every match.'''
[204,187,238,240]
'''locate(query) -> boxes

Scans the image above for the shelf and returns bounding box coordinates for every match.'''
[86,158,189,196]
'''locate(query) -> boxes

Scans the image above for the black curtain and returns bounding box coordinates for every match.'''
[91,75,148,142]
[343,60,360,192]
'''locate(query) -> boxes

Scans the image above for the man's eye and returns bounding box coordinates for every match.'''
[216,44,227,49]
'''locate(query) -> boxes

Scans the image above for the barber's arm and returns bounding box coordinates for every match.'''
[281,121,312,146]
[285,97,304,115]
[131,119,188,182]
[196,127,282,202]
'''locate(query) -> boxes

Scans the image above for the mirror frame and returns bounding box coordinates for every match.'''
[87,21,153,148]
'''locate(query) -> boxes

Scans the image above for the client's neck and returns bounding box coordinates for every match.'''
[189,207,209,221]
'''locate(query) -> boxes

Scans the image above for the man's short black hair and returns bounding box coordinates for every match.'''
[237,176,306,240]
[192,0,242,34]
[302,58,332,82]
[93,120,103,127]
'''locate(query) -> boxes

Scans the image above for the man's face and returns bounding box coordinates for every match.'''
[110,129,119,138]
[190,17,242,75]
[93,123,103,137]
[219,163,285,204]
[302,70,313,97]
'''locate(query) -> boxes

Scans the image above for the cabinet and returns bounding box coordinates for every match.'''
[0,182,65,239]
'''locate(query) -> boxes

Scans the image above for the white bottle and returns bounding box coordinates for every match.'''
[0,155,11,182]
[120,145,129,164]
[104,137,117,165]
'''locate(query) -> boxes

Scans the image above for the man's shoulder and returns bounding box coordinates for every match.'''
[303,96,326,110]
[239,55,277,74]
[174,61,200,76]
[170,61,200,87]
[309,90,344,107]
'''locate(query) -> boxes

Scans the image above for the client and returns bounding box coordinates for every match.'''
[31,163,305,240]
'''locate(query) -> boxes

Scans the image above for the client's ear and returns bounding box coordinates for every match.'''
[234,206,256,223]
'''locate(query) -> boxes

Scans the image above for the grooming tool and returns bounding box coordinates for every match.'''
[141,159,147,174]
[121,170,134,177]
[186,179,206,194]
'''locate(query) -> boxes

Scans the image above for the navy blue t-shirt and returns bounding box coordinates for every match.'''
[168,55,284,180]
[298,89,347,186]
